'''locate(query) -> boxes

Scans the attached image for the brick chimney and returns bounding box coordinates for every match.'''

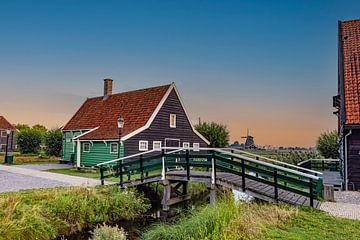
[103,78,113,99]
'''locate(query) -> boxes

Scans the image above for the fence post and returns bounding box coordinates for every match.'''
[255,157,259,177]
[140,154,144,183]
[186,149,190,180]
[211,151,216,185]
[309,178,314,207]
[322,160,325,171]
[118,160,123,187]
[161,149,166,180]
[241,158,246,192]
[274,169,278,202]
[100,166,104,185]
[230,150,234,169]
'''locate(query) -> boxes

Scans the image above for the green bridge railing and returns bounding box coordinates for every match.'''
[97,148,323,207]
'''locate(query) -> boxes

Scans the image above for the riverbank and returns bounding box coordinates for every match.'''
[142,197,360,240]
[0,186,150,240]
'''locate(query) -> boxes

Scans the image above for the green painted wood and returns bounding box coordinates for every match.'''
[80,141,124,167]
[62,131,83,162]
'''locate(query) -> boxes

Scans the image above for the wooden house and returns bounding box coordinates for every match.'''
[335,19,360,190]
[62,79,209,167]
[0,116,16,152]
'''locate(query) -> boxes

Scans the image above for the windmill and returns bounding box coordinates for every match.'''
[241,129,256,149]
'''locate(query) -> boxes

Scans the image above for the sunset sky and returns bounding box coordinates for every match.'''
[1,0,359,147]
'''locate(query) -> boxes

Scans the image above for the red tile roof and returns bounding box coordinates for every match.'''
[340,20,360,125]
[62,84,171,140]
[0,116,15,130]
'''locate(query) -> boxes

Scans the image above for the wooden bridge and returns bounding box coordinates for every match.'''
[97,148,323,210]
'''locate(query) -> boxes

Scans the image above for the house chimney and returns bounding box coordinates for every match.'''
[103,78,113,99]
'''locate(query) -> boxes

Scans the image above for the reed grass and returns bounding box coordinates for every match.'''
[0,186,150,240]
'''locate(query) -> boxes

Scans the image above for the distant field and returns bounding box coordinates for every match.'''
[243,149,321,165]
[0,152,58,165]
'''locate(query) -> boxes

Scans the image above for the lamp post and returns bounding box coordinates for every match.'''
[117,116,124,187]
[4,129,11,164]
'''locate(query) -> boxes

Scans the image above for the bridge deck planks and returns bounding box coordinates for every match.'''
[117,170,319,208]
[165,170,320,208]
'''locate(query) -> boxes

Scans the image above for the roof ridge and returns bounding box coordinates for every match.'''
[87,83,173,100]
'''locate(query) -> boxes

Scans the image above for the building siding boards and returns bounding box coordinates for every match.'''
[346,129,360,189]
[124,89,207,156]
[80,141,124,166]
[0,130,15,152]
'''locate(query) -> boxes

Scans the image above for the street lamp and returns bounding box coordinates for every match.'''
[4,129,11,164]
[117,116,124,158]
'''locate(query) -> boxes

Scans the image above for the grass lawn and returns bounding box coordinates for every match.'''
[0,152,59,165]
[143,198,360,240]
[262,207,360,240]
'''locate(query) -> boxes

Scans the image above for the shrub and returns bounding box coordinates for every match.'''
[16,128,43,154]
[316,130,339,159]
[195,122,229,148]
[45,128,63,157]
[92,224,127,240]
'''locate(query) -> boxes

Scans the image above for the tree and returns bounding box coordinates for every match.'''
[14,123,30,132]
[45,128,63,157]
[195,122,229,148]
[16,128,43,154]
[316,130,339,159]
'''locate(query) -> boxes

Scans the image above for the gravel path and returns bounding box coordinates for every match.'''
[0,164,110,193]
[320,191,360,220]
[14,163,72,171]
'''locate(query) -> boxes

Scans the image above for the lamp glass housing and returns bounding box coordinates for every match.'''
[6,129,11,135]
[117,117,124,129]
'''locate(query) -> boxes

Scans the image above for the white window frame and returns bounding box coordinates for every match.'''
[193,143,200,152]
[153,141,162,151]
[183,142,190,149]
[139,140,148,151]
[170,114,177,128]
[83,143,90,152]
[1,131,7,137]
[110,143,118,154]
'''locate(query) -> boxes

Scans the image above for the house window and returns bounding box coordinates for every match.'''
[170,114,177,128]
[1,131,7,137]
[110,143,118,154]
[193,143,200,152]
[139,141,148,151]
[153,141,162,151]
[83,143,90,152]
[183,142,190,149]
[0,144,5,151]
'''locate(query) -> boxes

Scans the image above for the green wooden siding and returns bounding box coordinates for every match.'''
[80,141,124,167]
[62,131,83,161]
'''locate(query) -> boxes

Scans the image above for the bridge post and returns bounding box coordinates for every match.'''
[186,150,190,180]
[100,166,104,185]
[309,178,314,207]
[212,151,217,184]
[274,169,278,202]
[241,158,246,192]
[118,160,123,187]
[161,149,166,180]
[161,179,171,211]
[209,184,217,206]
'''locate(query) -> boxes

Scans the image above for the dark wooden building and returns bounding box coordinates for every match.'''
[335,19,360,190]
[62,79,209,167]
[0,116,16,152]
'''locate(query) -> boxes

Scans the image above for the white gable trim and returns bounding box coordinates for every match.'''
[72,127,99,141]
[122,83,210,145]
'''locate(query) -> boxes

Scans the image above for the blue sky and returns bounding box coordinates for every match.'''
[1,0,359,146]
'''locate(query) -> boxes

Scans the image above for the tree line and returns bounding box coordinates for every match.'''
[14,124,63,157]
